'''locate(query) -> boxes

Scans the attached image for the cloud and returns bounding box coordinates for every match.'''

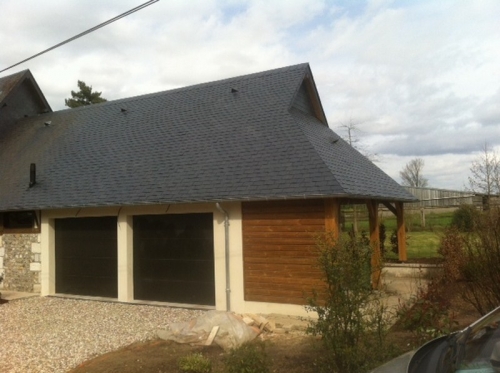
[1,0,499,189]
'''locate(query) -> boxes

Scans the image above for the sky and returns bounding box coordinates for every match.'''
[1,0,499,190]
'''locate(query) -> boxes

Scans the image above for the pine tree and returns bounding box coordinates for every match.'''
[64,80,107,108]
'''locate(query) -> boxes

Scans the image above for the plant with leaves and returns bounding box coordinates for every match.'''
[64,80,107,108]
[178,353,212,373]
[306,234,393,373]
[400,158,429,187]
[223,341,269,373]
[450,205,479,232]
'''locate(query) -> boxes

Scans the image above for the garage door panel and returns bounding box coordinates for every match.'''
[134,213,215,305]
[56,276,117,298]
[138,241,213,260]
[138,259,215,281]
[135,279,215,305]
[55,217,117,298]
[59,257,117,278]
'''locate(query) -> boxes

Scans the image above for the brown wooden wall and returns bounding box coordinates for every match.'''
[242,199,326,305]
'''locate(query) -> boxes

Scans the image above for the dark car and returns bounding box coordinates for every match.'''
[371,306,500,373]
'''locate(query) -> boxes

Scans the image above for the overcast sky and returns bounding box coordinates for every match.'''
[1,0,499,190]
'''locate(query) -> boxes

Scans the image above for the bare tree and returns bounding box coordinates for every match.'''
[400,158,429,187]
[338,119,379,162]
[468,143,500,199]
[338,119,379,235]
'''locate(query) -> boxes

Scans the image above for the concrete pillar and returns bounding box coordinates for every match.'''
[117,213,133,302]
[40,216,55,296]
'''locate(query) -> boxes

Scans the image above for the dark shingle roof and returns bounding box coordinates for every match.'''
[0,69,51,111]
[0,70,26,104]
[0,63,416,211]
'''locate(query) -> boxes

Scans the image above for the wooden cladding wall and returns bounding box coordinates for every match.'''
[242,199,326,305]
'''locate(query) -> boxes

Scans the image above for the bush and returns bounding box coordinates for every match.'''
[438,227,466,282]
[459,207,500,315]
[450,205,479,232]
[223,341,269,373]
[379,223,387,257]
[396,279,458,345]
[390,229,399,255]
[439,207,500,315]
[306,234,393,373]
[178,353,212,373]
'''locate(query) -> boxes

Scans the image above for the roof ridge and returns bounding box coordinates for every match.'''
[0,69,30,81]
[55,63,310,114]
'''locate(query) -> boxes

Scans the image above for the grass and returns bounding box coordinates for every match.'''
[383,231,442,260]
[342,207,454,260]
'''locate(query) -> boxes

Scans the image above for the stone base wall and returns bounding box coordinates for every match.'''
[0,233,41,292]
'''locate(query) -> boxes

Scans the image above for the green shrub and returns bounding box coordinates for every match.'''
[379,223,387,257]
[178,353,212,373]
[390,229,399,255]
[223,341,269,373]
[450,205,479,232]
[306,234,393,373]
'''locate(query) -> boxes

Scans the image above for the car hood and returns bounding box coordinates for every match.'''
[369,351,414,373]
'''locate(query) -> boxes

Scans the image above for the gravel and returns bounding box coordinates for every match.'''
[0,297,206,373]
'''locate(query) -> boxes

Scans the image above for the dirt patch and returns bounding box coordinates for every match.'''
[68,282,480,373]
[70,334,323,373]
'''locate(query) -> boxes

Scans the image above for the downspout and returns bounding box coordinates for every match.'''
[215,203,231,311]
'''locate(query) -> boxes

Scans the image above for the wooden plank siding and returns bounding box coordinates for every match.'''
[242,199,327,305]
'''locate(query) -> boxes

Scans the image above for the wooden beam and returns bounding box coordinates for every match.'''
[396,202,407,262]
[367,200,381,289]
[324,198,341,239]
[382,201,397,216]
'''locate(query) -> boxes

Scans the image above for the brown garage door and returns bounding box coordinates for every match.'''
[55,216,118,297]
[133,213,215,305]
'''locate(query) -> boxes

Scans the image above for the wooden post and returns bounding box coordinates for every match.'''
[325,198,341,240]
[367,200,381,289]
[397,202,407,262]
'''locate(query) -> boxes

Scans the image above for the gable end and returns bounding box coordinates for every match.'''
[291,75,327,126]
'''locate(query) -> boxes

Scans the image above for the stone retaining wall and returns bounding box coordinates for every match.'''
[383,263,442,280]
[0,233,41,292]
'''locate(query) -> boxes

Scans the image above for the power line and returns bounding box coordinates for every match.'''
[0,0,159,74]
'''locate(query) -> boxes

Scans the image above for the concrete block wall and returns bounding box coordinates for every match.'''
[0,233,41,292]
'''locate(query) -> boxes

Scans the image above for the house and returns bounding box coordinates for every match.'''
[0,64,416,316]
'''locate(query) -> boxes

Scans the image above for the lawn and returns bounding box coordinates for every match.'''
[383,231,442,260]
[342,207,454,260]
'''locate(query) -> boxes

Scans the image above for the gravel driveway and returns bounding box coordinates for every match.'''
[0,297,205,373]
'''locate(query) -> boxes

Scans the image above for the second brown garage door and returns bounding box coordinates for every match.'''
[133,213,215,306]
